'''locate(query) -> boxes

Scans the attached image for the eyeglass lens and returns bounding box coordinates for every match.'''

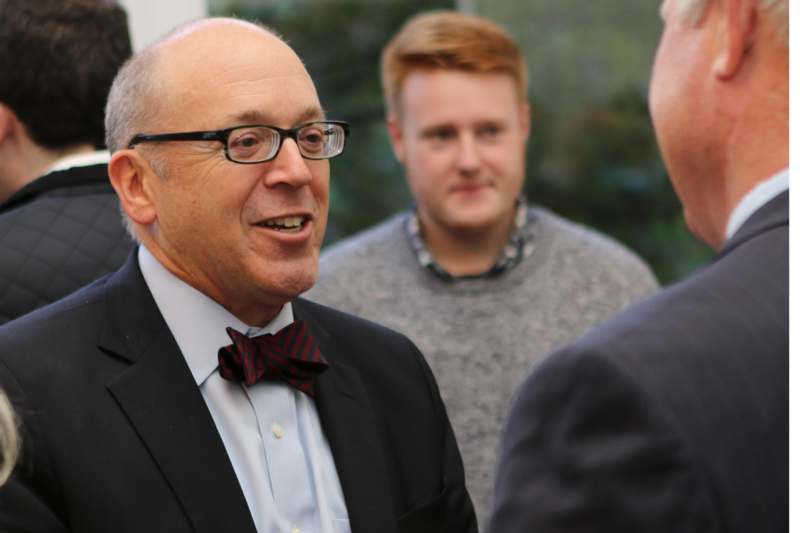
[227,122,346,162]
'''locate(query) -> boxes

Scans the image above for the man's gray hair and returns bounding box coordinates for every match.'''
[104,45,163,155]
[104,43,165,241]
[678,0,788,44]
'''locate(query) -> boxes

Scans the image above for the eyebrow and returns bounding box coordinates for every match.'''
[231,106,326,126]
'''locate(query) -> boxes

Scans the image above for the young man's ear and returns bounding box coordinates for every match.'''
[386,114,406,164]
[713,0,757,80]
[108,150,158,228]
[519,101,532,142]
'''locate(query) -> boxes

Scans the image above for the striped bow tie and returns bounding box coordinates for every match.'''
[218,321,328,397]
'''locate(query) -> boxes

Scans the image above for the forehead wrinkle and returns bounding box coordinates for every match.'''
[152,35,319,131]
[213,57,310,83]
[221,73,313,95]
[169,62,308,101]
[228,106,326,127]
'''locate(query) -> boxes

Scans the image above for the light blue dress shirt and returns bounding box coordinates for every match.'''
[725,168,789,241]
[139,247,351,533]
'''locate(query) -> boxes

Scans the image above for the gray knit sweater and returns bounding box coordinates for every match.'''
[306,207,659,527]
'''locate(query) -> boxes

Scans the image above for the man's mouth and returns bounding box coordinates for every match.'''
[451,183,489,194]
[256,215,309,233]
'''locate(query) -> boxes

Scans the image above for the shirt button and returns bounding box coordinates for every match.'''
[272,422,284,439]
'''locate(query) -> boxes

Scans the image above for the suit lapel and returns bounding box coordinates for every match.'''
[295,301,397,533]
[99,252,257,533]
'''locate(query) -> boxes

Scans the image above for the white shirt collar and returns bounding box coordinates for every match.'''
[725,168,789,241]
[46,150,110,174]
[137,246,294,386]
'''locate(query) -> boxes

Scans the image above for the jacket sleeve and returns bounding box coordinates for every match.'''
[488,347,718,533]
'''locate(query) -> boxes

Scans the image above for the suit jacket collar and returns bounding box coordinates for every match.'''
[96,255,397,533]
[98,251,258,533]
[294,299,398,533]
[719,189,788,259]
[136,244,294,387]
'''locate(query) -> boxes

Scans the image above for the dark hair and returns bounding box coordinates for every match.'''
[0,0,132,149]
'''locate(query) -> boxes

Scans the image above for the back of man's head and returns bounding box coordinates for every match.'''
[380,10,527,118]
[677,0,787,44]
[0,0,132,150]
[648,0,787,249]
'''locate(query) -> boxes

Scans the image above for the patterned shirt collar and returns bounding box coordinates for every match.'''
[404,197,533,281]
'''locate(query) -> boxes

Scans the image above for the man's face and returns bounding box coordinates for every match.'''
[649,0,719,242]
[142,24,329,324]
[389,70,529,239]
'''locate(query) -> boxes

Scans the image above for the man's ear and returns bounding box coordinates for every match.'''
[713,0,758,80]
[0,103,18,145]
[386,114,406,163]
[108,150,158,227]
[519,101,532,142]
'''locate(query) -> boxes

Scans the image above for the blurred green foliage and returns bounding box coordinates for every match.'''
[209,0,713,283]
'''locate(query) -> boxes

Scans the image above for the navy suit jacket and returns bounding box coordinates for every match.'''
[489,191,788,533]
[0,251,477,533]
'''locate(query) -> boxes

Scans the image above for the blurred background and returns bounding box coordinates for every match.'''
[124,0,715,284]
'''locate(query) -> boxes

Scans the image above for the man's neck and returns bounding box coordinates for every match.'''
[139,237,285,328]
[701,131,788,249]
[706,49,788,248]
[420,211,517,277]
[0,141,96,202]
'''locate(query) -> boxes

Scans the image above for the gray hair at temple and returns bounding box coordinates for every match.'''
[103,38,167,240]
[678,0,788,44]
[0,390,19,485]
[104,44,163,158]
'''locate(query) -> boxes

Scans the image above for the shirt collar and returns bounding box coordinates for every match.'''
[45,150,110,174]
[725,167,789,241]
[405,197,534,281]
[138,246,294,386]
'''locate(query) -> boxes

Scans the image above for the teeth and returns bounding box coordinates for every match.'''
[262,216,305,231]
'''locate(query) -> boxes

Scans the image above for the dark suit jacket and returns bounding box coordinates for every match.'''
[0,251,477,533]
[489,191,788,533]
[0,163,133,324]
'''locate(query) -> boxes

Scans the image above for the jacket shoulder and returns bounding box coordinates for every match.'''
[295,296,412,346]
[531,207,656,279]
[0,275,109,356]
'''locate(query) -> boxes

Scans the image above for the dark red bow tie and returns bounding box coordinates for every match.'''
[218,321,328,397]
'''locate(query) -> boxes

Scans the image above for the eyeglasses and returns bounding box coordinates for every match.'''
[127,120,350,164]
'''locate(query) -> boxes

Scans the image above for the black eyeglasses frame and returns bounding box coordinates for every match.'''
[126,120,350,164]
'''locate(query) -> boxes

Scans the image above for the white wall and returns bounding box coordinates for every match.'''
[119,0,208,51]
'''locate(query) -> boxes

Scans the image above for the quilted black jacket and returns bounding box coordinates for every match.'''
[0,163,133,324]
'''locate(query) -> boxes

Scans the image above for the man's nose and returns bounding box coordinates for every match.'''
[262,138,314,188]
[455,134,481,174]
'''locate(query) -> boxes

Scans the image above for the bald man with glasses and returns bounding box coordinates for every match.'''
[0,17,476,533]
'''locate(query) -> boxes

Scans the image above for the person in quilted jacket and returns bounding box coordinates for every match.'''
[0,0,134,324]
